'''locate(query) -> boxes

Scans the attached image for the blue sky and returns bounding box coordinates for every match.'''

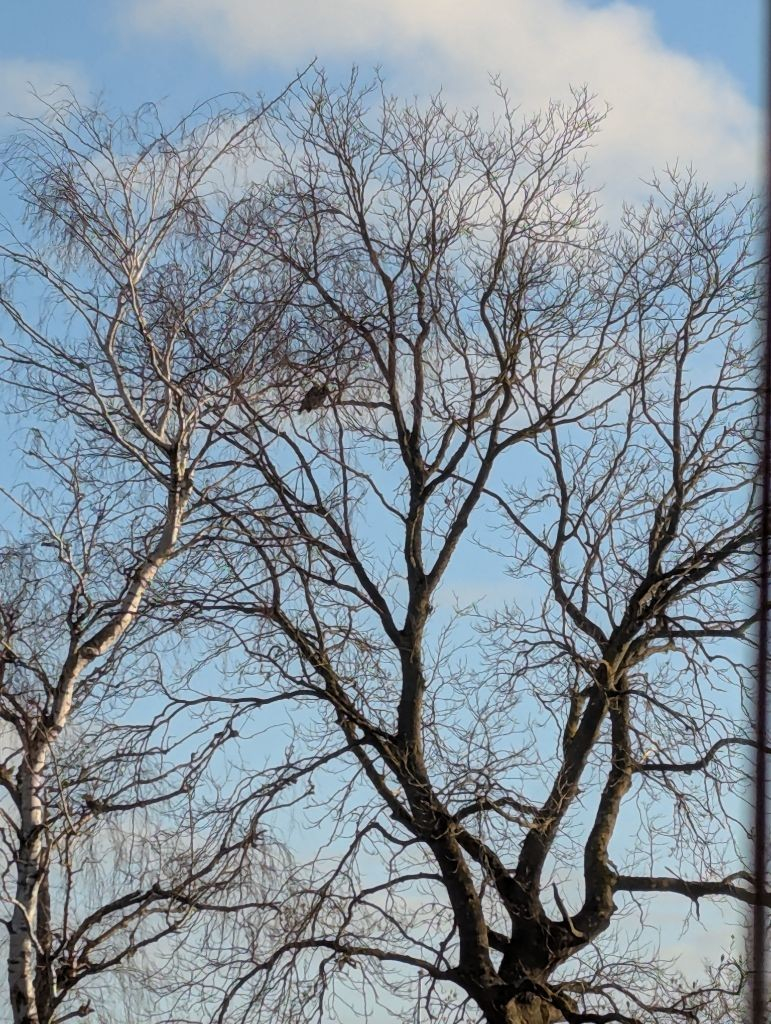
[0,0,763,1009]
[0,0,763,207]
[0,0,763,102]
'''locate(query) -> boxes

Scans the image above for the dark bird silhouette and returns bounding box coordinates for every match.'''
[298,383,330,413]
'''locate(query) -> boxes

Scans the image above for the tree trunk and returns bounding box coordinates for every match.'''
[8,756,45,1024]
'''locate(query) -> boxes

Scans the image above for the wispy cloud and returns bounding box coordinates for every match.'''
[128,0,760,203]
[0,58,87,123]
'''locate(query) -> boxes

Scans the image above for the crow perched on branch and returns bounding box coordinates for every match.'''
[298,383,330,412]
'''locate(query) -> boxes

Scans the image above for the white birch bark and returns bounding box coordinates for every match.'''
[6,476,189,1024]
[8,753,45,1024]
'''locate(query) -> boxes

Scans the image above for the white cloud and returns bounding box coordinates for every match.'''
[128,0,760,204]
[0,58,87,123]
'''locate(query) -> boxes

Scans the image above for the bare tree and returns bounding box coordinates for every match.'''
[0,72,765,1024]
[0,91,294,1024]
[195,75,768,1024]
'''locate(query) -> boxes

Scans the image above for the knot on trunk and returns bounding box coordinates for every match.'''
[498,991,576,1024]
[503,997,562,1024]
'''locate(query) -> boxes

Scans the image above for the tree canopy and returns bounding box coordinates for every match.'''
[0,73,766,1024]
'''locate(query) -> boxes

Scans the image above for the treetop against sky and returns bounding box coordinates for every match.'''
[0,4,765,1024]
[0,0,763,195]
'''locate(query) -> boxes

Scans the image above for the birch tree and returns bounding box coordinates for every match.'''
[0,91,288,1024]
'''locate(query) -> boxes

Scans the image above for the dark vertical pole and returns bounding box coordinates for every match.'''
[754,3,771,1017]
